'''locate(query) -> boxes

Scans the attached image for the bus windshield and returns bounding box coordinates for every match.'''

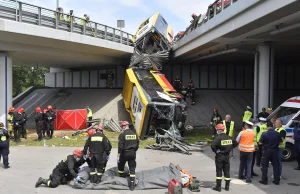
[269,107,300,125]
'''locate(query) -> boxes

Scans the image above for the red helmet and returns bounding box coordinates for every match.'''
[47,105,53,110]
[43,108,48,113]
[16,108,22,113]
[120,121,129,127]
[96,126,103,131]
[88,129,96,136]
[9,107,14,112]
[213,108,218,112]
[73,149,82,157]
[35,107,41,112]
[216,124,225,130]
[20,107,25,113]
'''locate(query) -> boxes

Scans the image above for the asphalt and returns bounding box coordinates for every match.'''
[0,147,299,194]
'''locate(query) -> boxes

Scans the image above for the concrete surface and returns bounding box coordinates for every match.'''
[0,147,299,194]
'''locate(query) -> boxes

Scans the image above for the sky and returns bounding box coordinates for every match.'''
[20,0,213,35]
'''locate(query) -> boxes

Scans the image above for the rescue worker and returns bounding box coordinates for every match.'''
[292,116,300,170]
[42,108,48,138]
[13,108,24,143]
[7,107,14,137]
[66,10,74,23]
[118,121,140,191]
[86,106,93,127]
[34,107,43,141]
[107,71,114,88]
[83,127,110,184]
[257,107,269,120]
[35,149,86,188]
[210,108,222,139]
[275,118,286,177]
[236,121,255,183]
[267,107,273,115]
[223,114,235,158]
[45,105,56,139]
[173,75,182,91]
[242,106,252,125]
[20,107,28,139]
[54,7,64,21]
[0,122,10,169]
[259,121,282,185]
[81,14,90,25]
[211,124,238,192]
[181,86,188,102]
[255,117,267,167]
[188,79,196,105]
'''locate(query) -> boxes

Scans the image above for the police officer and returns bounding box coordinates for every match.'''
[7,107,14,137]
[275,118,286,178]
[188,79,196,105]
[259,121,282,185]
[255,117,267,167]
[20,108,28,139]
[257,107,269,120]
[13,108,24,143]
[242,106,252,126]
[211,124,238,192]
[45,105,56,139]
[173,75,182,91]
[118,121,140,191]
[210,108,222,139]
[35,149,87,188]
[34,107,43,141]
[292,116,300,170]
[86,106,93,127]
[83,127,109,184]
[0,122,10,169]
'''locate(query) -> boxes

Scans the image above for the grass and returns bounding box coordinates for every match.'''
[10,128,213,148]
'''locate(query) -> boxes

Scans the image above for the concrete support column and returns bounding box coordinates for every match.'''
[254,44,274,118]
[0,53,12,128]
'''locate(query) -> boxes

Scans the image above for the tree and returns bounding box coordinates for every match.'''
[13,65,49,97]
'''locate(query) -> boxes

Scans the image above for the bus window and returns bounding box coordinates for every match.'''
[269,107,300,125]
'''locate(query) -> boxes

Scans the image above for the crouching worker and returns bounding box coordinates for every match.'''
[35,149,86,188]
[118,121,140,191]
[83,127,110,184]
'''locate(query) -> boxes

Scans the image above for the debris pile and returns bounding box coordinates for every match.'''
[103,118,123,132]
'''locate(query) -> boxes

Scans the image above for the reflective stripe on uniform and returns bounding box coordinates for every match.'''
[216,177,222,180]
[243,111,252,122]
[223,120,235,137]
[118,170,124,173]
[1,136,7,141]
[90,172,97,175]
[276,127,286,148]
[130,174,136,177]
[224,177,231,181]
[125,135,137,140]
[91,136,103,141]
[47,180,51,187]
[97,173,102,176]
[239,130,255,152]
[221,140,232,146]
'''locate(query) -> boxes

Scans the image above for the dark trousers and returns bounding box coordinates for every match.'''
[118,151,137,180]
[239,152,253,180]
[36,122,43,141]
[256,145,263,165]
[42,121,47,137]
[13,125,22,142]
[90,153,104,175]
[251,151,256,173]
[261,148,280,183]
[88,117,92,127]
[0,142,9,167]
[47,167,65,188]
[295,141,300,168]
[215,154,230,180]
[21,123,27,138]
[46,122,54,138]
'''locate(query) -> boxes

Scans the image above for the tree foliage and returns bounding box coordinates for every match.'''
[13,65,49,97]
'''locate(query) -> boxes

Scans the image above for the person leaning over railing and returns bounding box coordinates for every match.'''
[80,14,90,25]
[66,10,75,23]
[54,7,64,21]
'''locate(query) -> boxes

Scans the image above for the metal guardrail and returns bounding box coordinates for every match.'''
[174,0,238,43]
[0,0,134,46]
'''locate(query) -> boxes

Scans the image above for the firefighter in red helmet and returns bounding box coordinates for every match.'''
[34,107,43,141]
[45,105,56,139]
[7,107,15,137]
[12,108,24,143]
[20,107,28,139]
[210,108,222,139]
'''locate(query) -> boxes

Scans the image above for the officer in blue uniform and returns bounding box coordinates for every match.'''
[293,117,300,170]
[0,122,10,169]
[259,121,282,185]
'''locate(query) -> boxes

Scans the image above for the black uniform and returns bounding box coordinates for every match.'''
[45,110,56,138]
[42,111,47,138]
[257,112,269,119]
[211,133,238,184]
[83,132,110,183]
[12,112,24,142]
[103,135,112,173]
[211,113,222,137]
[173,78,182,91]
[34,112,44,141]
[259,129,282,184]
[0,127,10,168]
[118,129,139,181]
[188,80,195,104]
[21,112,28,138]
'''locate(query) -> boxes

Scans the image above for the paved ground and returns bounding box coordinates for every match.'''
[0,147,299,194]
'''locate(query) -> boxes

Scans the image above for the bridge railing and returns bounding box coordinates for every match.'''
[0,0,134,46]
[174,0,238,43]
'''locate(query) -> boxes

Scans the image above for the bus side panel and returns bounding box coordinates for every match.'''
[140,105,152,139]
[122,69,134,110]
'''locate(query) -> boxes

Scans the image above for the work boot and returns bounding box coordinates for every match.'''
[93,174,98,184]
[96,175,102,184]
[225,180,230,191]
[212,179,221,192]
[129,180,135,191]
[35,177,48,188]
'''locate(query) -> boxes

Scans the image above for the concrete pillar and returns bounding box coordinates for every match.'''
[0,53,12,128]
[254,44,274,118]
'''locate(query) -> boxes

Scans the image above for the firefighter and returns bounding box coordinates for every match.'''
[20,107,28,139]
[7,107,14,137]
[173,75,182,91]
[255,117,267,167]
[107,71,114,88]
[86,106,93,127]
[12,108,24,143]
[181,86,188,102]
[211,124,238,192]
[188,79,196,105]
[42,108,48,138]
[45,105,56,139]
[210,108,222,139]
[35,149,87,188]
[292,117,300,170]
[0,122,10,169]
[275,118,286,178]
[242,106,252,125]
[83,127,109,184]
[118,121,140,191]
[259,121,282,185]
[34,107,43,141]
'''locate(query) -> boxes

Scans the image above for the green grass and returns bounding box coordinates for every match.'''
[183,128,212,144]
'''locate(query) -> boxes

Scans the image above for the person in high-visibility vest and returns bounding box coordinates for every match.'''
[275,118,286,177]
[86,106,93,127]
[242,106,252,125]
[292,116,300,170]
[0,122,10,169]
[66,10,74,23]
[255,117,267,167]
[54,7,64,21]
[81,14,90,25]
[7,107,14,137]
[223,114,235,158]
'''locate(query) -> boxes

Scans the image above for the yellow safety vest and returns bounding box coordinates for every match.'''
[54,13,64,21]
[223,120,234,137]
[256,124,267,143]
[7,114,13,131]
[275,127,286,149]
[81,16,87,25]
[242,110,252,122]
[1,135,7,141]
[87,108,93,118]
